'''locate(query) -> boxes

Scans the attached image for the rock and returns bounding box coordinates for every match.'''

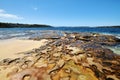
[10,67,47,80]
[0,32,120,80]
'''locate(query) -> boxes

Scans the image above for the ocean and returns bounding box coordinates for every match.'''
[0,27,120,40]
[0,27,120,54]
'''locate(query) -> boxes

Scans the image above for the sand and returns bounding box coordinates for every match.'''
[0,39,47,60]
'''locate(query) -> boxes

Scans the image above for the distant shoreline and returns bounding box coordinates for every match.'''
[0,22,52,28]
[0,22,120,28]
[96,26,120,28]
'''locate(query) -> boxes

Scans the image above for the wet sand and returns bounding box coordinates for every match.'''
[0,39,47,60]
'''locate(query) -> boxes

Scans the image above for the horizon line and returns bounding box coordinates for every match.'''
[0,22,120,27]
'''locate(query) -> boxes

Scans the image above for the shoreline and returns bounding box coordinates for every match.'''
[0,39,48,60]
[0,32,120,80]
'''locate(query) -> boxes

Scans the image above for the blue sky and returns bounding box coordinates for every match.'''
[0,0,120,26]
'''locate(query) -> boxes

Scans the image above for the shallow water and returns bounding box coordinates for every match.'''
[0,27,120,40]
[0,27,120,54]
[106,45,120,55]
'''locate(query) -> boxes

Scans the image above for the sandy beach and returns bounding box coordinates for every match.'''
[0,39,47,60]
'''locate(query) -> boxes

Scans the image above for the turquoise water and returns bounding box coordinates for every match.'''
[107,46,120,55]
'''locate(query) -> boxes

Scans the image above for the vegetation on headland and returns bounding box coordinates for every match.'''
[96,26,120,28]
[0,22,120,28]
[0,22,52,28]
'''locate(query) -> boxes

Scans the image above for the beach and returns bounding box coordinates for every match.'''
[1,0,120,79]
[0,32,120,80]
[0,39,48,60]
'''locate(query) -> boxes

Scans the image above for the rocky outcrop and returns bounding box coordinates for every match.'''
[0,32,120,80]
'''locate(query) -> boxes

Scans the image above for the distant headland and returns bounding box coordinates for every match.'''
[96,26,120,28]
[0,22,52,28]
[0,22,120,28]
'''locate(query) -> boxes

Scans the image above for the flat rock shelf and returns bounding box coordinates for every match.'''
[0,32,120,80]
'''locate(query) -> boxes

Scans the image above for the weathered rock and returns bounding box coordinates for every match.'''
[0,32,120,80]
[9,67,47,80]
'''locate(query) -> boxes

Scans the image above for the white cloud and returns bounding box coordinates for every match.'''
[0,9,23,19]
[0,9,5,13]
[33,7,38,11]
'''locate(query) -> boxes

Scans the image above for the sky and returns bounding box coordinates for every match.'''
[0,0,120,26]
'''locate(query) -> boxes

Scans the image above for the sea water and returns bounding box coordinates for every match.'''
[0,27,120,54]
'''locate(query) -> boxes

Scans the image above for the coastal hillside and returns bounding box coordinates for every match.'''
[96,26,120,28]
[0,22,52,28]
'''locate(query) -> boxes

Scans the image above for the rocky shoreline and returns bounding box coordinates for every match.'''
[0,32,120,80]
